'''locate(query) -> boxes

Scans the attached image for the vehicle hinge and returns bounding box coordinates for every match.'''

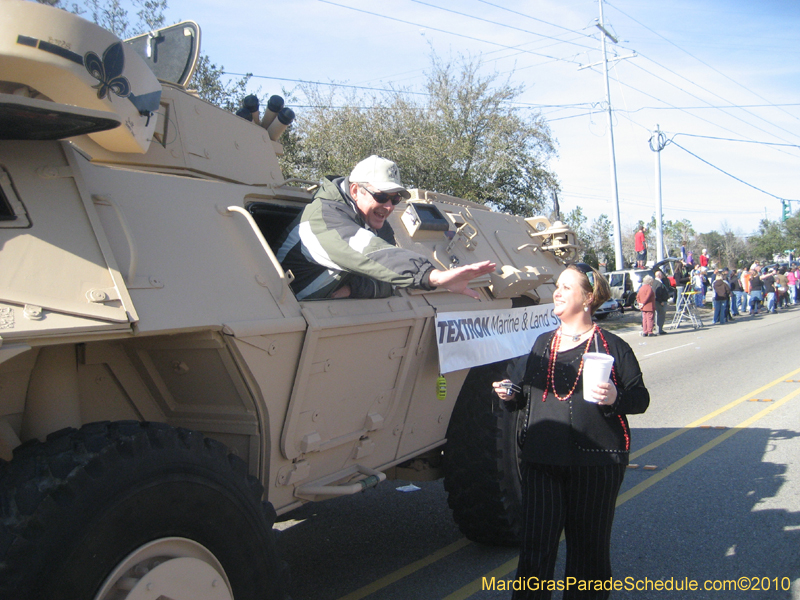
[276,460,311,487]
[86,287,122,303]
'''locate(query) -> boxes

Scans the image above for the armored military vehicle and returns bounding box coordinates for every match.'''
[0,3,580,598]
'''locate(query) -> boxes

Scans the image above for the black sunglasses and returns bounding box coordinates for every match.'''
[359,185,403,206]
[571,262,595,285]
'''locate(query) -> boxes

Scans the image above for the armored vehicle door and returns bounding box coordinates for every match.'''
[0,142,137,343]
[279,293,432,469]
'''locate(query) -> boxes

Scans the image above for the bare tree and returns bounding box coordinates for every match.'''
[280,54,559,217]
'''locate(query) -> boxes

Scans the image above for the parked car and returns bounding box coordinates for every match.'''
[594,298,623,320]
[604,269,649,307]
[604,258,680,307]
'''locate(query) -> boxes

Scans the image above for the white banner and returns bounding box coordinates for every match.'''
[435,304,559,373]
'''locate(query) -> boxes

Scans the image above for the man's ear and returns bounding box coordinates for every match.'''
[349,181,361,198]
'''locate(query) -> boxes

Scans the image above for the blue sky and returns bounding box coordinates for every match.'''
[159,0,800,236]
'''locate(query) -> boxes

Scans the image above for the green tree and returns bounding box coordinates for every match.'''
[41,0,167,38]
[563,207,587,242]
[188,56,253,113]
[280,54,560,217]
[586,214,615,269]
[782,210,800,257]
[748,219,785,262]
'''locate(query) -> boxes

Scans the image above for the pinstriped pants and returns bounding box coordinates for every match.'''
[511,462,627,600]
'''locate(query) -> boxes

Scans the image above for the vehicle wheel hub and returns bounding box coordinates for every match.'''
[94,537,233,600]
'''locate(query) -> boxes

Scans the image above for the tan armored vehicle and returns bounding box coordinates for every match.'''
[0,3,580,599]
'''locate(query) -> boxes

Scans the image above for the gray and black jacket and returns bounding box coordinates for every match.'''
[276,176,436,300]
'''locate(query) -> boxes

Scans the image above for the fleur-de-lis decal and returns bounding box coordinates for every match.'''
[84,42,131,102]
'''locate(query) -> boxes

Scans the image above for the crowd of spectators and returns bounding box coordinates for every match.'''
[653,259,799,331]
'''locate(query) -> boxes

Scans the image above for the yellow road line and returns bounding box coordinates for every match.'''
[444,375,800,600]
[336,537,471,600]
[630,365,800,460]
[617,383,800,503]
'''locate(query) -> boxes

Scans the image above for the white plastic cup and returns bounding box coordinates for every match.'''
[582,352,614,402]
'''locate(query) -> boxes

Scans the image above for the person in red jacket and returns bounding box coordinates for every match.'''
[637,275,656,336]
[699,249,709,268]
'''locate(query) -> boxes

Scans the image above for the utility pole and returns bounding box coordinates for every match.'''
[597,0,624,270]
[650,125,667,262]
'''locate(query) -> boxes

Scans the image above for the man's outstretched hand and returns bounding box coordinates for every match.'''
[429,260,497,299]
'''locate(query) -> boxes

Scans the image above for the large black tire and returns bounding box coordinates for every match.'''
[442,362,524,546]
[0,421,286,600]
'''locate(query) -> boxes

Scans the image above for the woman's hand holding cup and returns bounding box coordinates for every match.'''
[589,381,618,405]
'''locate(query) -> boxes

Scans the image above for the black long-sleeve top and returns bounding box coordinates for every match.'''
[505,328,649,466]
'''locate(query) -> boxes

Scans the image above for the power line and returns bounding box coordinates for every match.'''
[223,72,597,113]
[407,0,597,52]
[592,62,798,156]
[609,58,800,154]
[669,140,797,203]
[474,0,597,39]
[223,73,430,96]
[317,0,584,65]
[627,103,800,112]
[672,133,800,149]
[632,52,800,145]
[605,0,800,126]
[593,3,800,157]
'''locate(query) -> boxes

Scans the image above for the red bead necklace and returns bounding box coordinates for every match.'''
[593,329,630,452]
[542,325,597,402]
[539,325,630,453]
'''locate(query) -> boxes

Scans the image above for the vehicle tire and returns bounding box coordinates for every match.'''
[443,361,524,546]
[594,313,608,320]
[0,421,286,600]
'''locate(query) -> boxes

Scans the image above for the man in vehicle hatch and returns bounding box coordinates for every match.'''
[277,155,496,300]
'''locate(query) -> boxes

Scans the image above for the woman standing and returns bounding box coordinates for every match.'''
[636,275,656,336]
[493,264,649,600]
[749,270,763,315]
[693,267,706,308]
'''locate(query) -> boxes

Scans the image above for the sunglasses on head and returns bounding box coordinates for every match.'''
[571,262,595,285]
[359,185,403,206]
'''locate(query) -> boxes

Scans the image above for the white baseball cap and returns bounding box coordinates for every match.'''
[349,155,411,199]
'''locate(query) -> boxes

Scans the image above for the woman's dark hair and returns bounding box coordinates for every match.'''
[567,263,612,314]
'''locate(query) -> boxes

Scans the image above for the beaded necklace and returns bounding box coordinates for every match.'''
[521,326,631,454]
[542,325,597,402]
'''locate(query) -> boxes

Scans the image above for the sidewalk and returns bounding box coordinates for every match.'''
[599,300,700,335]
[602,297,794,336]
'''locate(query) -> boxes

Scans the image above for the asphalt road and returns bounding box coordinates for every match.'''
[275,303,800,600]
